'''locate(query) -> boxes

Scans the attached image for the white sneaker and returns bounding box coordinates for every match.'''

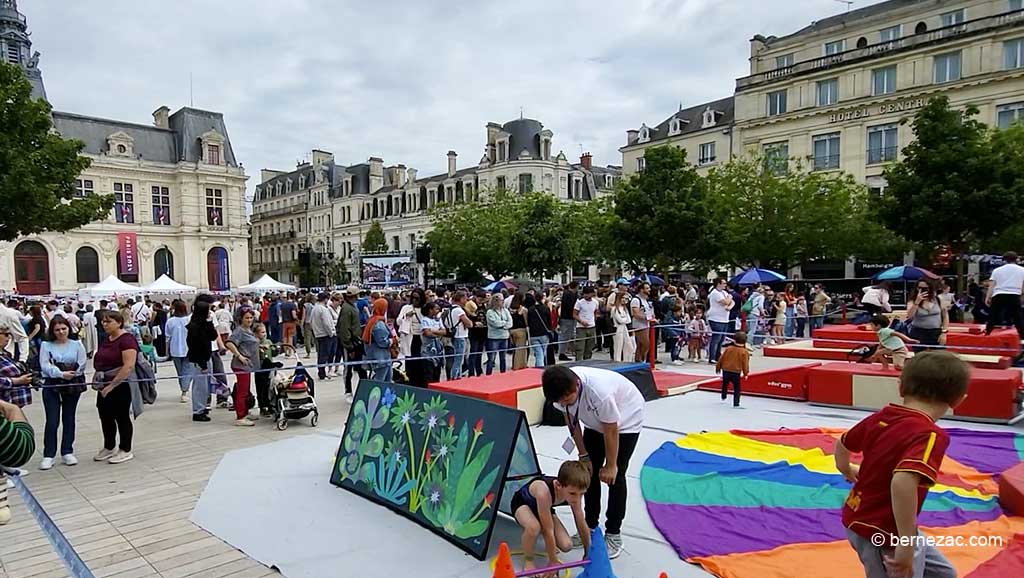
[61,454,78,466]
[605,532,623,559]
[234,418,255,427]
[94,448,116,461]
[107,450,134,464]
[39,457,54,470]
[345,392,353,403]
[180,392,188,403]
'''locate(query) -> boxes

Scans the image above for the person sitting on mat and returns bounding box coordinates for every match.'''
[513,460,591,577]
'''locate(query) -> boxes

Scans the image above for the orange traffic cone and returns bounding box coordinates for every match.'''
[493,542,516,578]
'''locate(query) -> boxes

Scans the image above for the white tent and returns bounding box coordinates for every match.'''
[238,274,297,293]
[143,274,197,294]
[80,275,144,299]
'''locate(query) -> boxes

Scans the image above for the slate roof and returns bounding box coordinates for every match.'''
[52,107,239,167]
[766,0,923,44]
[624,96,734,149]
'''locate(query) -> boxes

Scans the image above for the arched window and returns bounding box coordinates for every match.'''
[856,37,868,49]
[207,247,229,291]
[154,248,174,279]
[75,246,100,284]
[915,22,927,35]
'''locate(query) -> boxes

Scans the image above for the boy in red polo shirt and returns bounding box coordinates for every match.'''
[835,350,969,578]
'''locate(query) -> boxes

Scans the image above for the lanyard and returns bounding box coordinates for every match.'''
[565,381,586,433]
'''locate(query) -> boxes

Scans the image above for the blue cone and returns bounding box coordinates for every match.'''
[579,527,617,578]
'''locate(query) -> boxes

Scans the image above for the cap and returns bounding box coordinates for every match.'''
[345,284,360,296]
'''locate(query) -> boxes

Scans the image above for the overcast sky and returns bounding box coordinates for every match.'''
[23,0,885,197]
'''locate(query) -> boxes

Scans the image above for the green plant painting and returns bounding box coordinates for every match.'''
[331,381,534,560]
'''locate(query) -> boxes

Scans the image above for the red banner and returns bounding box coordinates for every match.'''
[118,232,138,275]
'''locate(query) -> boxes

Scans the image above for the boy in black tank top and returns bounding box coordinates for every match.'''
[512,460,591,576]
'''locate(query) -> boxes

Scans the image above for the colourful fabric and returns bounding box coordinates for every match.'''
[640,427,1024,578]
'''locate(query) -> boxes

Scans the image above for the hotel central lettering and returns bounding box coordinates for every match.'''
[827,98,927,123]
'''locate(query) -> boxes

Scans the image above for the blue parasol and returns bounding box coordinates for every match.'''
[729,268,786,286]
[873,265,939,282]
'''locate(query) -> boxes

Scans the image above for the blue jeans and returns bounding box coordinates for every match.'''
[42,387,81,458]
[372,360,392,382]
[171,356,192,393]
[784,306,795,338]
[450,338,467,380]
[529,336,549,368]
[810,314,825,332]
[708,320,731,362]
[316,336,336,378]
[468,338,485,377]
[747,316,763,346]
[485,338,507,374]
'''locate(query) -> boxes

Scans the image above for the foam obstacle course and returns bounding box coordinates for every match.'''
[763,339,1013,369]
[808,322,1021,356]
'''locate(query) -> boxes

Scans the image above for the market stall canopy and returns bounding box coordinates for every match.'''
[238,274,297,292]
[81,275,144,298]
[143,274,197,294]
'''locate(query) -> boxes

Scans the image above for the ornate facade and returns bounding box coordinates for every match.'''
[0,0,249,294]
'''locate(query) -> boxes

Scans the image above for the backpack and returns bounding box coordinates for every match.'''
[133,355,157,404]
[741,294,757,314]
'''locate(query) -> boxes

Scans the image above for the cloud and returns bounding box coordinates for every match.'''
[22,0,887,192]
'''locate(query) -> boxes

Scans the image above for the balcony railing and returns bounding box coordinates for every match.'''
[259,231,296,244]
[738,9,1024,91]
[252,203,308,222]
[813,154,841,171]
[867,146,898,165]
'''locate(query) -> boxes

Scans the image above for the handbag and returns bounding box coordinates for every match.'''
[530,307,557,342]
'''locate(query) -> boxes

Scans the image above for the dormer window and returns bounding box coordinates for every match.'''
[276,182,282,195]
[299,175,306,189]
[498,140,508,162]
[208,145,220,165]
[199,130,226,166]
[106,131,134,157]
[702,107,719,129]
[669,118,688,136]
[286,179,292,194]
[637,125,651,144]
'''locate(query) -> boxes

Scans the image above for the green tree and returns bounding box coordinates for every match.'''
[607,145,707,272]
[0,62,112,241]
[361,219,388,253]
[426,190,519,281]
[702,157,904,271]
[876,97,1024,277]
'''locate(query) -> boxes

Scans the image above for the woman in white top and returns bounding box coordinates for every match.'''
[860,281,892,316]
[401,289,428,387]
[610,292,635,362]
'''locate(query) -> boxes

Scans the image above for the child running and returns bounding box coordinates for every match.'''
[869,314,917,370]
[835,350,968,578]
[715,331,750,407]
[512,460,591,576]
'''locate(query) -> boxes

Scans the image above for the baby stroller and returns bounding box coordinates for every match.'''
[269,363,319,431]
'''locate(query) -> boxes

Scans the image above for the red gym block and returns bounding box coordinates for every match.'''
[429,368,543,407]
[653,371,718,397]
[764,340,1012,369]
[697,362,819,401]
[807,362,1022,422]
[810,324,1020,356]
[999,463,1024,517]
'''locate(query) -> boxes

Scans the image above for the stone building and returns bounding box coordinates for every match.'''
[251,118,621,284]
[0,0,248,295]
[621,0,1024,279]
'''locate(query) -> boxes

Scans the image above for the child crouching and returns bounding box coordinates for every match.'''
[512,460,591,575]
[869,315,917,370]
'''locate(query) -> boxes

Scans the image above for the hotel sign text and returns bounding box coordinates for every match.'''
[827,98,927,124]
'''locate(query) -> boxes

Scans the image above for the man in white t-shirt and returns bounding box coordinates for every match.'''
[706,278,734,363]
[446,290,473,380]
[985,251,1024,338]
[573,286,599,360]
[630,283,654,363]
[542,365,645,560]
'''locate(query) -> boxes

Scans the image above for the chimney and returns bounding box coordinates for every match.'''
[152,106,169,129]
[407,167,418,184]
[580,152,592,170]
[312,149,334,167]
[368,157,384,193]
[626,129,639,146]
[397,164,407,187]
[447,151,457,178]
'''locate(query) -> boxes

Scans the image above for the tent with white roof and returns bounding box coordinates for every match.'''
[80,275,145,299]
[238,274,297,293]
[142,274,197,294]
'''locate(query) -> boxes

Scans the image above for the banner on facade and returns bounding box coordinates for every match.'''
[117,233,138,276]
[361,256,414,286]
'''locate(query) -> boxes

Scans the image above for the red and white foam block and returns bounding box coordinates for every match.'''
[430,368,547,424]
[806,362,1023,423]
[697,362,820,401]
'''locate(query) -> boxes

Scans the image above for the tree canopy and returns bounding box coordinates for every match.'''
[361,219,388,253]
[0,62,112,241]
[875,96,1024,254]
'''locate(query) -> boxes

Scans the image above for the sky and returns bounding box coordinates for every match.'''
[22,0,887,198]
